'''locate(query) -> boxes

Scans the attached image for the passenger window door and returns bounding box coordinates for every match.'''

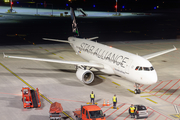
[86,110,89,119]
[82,108,85,119]
[82,108,85,114]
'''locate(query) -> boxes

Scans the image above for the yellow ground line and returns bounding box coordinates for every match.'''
[170,114,180,118]
[141,93,171,97]
[146,98,158,104]
[59,56,64,59]
[45,49,49,52]
[28,41,31,43]
[142,90,164,94]
[39,47,42,49]
[127,89,135,93]
[112,81,120,86]
[98,75,106,79]
[52,53,56,55]
[0,63,74,120]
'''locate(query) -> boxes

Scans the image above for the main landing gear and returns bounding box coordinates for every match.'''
[134,83,141,94]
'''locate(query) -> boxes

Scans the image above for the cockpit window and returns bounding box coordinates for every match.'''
[143,67,150,71]
[135,66,139,70]
[139,67,143,71]
[150,67,154,71]
[135,66,154,71]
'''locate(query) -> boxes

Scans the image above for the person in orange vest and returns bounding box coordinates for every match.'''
[112,94,117,109]
[90,91,95,104]
[129,104,135,118]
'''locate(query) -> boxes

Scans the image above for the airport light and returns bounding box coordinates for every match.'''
[115,0,118,15]
[4,0,10,2]
[93,5,95,8]
[36,3,54,16]
[10,0,13,12]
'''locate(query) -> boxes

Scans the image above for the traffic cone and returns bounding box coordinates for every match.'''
[103,99,106,106]
[106,100,110,106]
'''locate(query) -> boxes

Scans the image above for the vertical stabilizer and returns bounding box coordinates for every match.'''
[70,7,79,36]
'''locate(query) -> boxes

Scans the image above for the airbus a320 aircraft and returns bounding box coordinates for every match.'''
[4,8,177,94]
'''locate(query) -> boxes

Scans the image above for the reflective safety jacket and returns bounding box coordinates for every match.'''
[130,107,135,113]
[90,94,95,98]
[113,96,117,102]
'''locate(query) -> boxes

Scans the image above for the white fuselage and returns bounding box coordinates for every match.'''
[68,37,157,85]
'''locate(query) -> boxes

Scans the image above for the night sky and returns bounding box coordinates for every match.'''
[1,0,180,12]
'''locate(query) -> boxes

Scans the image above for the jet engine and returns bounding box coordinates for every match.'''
[76,68,94,84]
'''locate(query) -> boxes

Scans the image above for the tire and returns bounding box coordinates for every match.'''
[137,89,141,94]
[134,89,138,94]
[135,114,139,119]
[76,116,79,120]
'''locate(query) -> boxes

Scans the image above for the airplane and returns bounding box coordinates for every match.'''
[3,7,177,94]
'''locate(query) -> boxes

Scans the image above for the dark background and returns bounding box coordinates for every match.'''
[1,0,180,12]
[0,0,180,46]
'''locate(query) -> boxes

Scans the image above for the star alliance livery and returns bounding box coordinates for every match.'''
[4,8,177,94]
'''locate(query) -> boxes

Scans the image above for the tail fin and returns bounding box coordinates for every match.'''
[70,7,79,36]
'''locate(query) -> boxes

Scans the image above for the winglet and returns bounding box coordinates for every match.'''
[173,45,177,50]
[3,52,6,58]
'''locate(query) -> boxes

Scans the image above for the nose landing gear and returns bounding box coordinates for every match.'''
[134,83,141,94]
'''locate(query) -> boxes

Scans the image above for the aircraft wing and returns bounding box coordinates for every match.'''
[3,53,104,69]
[142,46,177,60]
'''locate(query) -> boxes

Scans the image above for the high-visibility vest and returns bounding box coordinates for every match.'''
[91,94,94,98]
[113,96,117,102]
[130,107,135,113]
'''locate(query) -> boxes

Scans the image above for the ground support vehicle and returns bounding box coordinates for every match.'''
[73,105,106,120]
[134,105,148,119]
[21,87,41,108]
[49,102,63,120]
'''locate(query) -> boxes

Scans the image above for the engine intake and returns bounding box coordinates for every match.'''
[76,69,94,84]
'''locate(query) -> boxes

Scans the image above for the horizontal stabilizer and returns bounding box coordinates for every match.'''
[87,37,99,41]
[43,38,69,43]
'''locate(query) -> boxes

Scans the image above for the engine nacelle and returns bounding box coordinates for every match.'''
[76,69,94,84]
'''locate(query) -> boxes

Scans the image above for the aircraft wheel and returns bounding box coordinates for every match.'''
[137,89,141,94]
[134,89,138,94]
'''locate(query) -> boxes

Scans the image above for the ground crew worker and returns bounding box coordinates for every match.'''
[90,91,95,104]
[129,104,135,118]
[112,94,117,109]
